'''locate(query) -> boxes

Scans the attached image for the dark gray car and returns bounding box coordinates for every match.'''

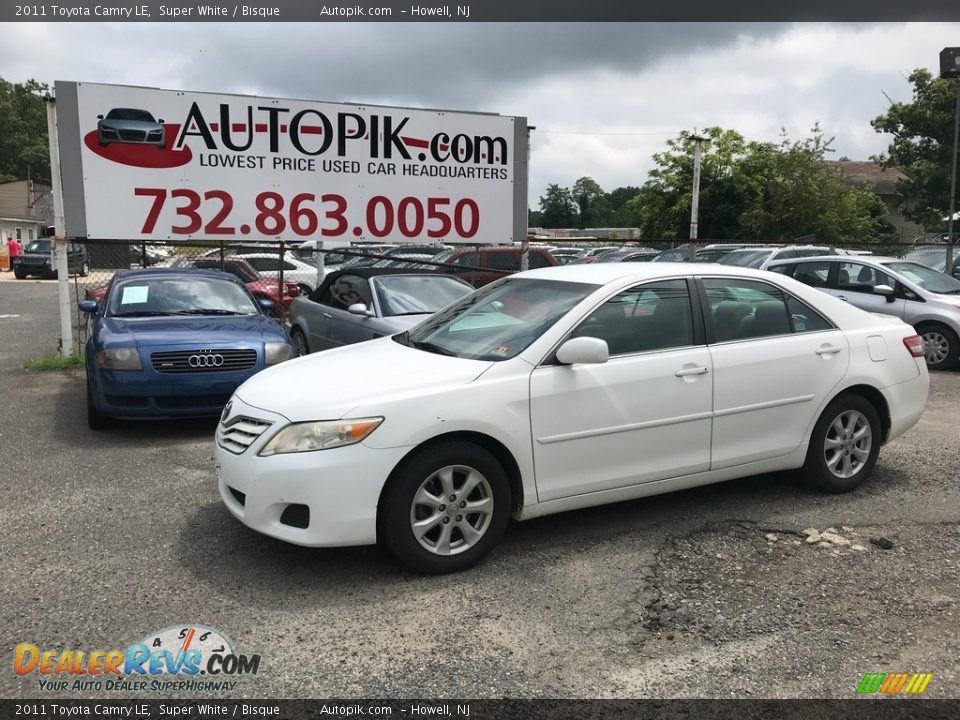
[289,269,473,354]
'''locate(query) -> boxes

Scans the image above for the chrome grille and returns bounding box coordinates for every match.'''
[218,415,272,455]
[151,349,257,373]
[118,129,146,141]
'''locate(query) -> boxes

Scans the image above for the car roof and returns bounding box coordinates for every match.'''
[515,262,785,285]
[766,255,901,267]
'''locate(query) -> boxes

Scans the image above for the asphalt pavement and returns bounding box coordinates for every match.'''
[1,277,957,699]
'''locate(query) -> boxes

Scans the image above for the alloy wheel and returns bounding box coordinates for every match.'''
[409,465,494,556]
[823,410,872,479]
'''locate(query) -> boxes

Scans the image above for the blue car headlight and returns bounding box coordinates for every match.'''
[97,347,142,371]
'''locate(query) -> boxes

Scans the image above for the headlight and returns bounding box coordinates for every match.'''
[97,347,142,370]
[259,417,383,456]
[264,341,295,365]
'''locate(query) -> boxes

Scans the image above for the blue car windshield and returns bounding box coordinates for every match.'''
[106,277,260,317]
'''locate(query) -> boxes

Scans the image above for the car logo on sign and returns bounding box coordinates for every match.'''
[221,401,233,423]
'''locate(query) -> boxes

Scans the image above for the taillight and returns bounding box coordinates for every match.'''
[903,335,925,358]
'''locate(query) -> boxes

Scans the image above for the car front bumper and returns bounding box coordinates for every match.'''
[214,395,410,547]
[87,347,266,419]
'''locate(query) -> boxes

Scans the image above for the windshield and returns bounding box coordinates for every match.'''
[882,262,960,295]
[721,249,774,268]
[106,108,155,122]
[397,277,595,361]
[373,275,473,316]
[106,277,260,317]
[24,240,51,254]
[901,250,947,272]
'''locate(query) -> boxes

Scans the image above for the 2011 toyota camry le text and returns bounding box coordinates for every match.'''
[214,263,929,573]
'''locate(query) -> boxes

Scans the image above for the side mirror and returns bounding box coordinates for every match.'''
[257,298,274,312]
[348,303,373,316]
[158,118,165,124]
[78,300,98,314]
[873,284,896,302]
[556,336,609,365]
[97,114,104,120]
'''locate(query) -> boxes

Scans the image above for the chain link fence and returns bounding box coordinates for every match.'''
[30,236,960,353]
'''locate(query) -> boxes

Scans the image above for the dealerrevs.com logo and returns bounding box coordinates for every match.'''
[14,625,261,692]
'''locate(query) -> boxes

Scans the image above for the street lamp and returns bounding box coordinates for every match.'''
[939,47,960,272]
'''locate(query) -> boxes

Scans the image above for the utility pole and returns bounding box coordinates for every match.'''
[940,48,960,272]
[688,133,707,260]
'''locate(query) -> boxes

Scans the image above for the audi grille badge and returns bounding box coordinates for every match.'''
[188,353,225,368]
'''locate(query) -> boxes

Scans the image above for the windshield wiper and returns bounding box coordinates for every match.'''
[389,311,430,316]
[111,311,172,317]
[411,340,458,356]
[171,309,247,315]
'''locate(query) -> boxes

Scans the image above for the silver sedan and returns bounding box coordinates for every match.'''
[288,270,474,354]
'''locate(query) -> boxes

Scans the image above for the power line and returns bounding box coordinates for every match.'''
[531,128,680,137]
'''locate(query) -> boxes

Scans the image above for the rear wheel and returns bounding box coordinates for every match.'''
[291,327,309,356]
[801,393,881,493]
[380,441,511,574]
[916,322,958,371]
[86,378,117,430]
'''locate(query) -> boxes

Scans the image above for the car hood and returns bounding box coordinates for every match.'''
[101,315,285,346]
[234,335,494,421]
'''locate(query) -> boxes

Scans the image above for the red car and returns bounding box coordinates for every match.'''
[87,257,300,309]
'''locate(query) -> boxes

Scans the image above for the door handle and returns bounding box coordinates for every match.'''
[816,345,842,356]
[836,294,848,301]
[675,366,709,377]
[322,312,333,319]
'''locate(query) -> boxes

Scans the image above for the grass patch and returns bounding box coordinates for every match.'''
[23,353,84,371]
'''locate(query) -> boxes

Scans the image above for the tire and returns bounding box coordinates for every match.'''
[379,441,511,574]
[801,393,881,494]
[86,378,117,430]
[291,327,309,356]
[14,269,26,279]
[296,283,312,296]
[80,261,90,277]
[916,322,959,371]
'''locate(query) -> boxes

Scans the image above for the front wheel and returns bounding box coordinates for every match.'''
[80,261,90,277]
[917,323,959,371]
[379,441,511,574]
[290,327,309,356]
[86,378,117,430]
[801,394,881,493]
[14,269,26,279]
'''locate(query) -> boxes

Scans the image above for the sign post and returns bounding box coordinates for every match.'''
[46,94,73,357]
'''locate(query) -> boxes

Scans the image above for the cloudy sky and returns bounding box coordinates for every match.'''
[3,22,959,207]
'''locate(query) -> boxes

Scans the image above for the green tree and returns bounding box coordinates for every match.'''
[0,77,50,182]
[738,128,889,242]
[626,127,750,239]
[538,183,579,228]
[871,68,958,230]
[605,186,642,227]
[571,176,611,228]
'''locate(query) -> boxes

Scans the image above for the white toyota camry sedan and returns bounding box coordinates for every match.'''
[215,263,929,573]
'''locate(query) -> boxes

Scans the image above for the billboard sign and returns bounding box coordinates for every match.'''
[54,82,527,244]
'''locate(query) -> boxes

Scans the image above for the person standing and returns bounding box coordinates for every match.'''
[7,237,21,272]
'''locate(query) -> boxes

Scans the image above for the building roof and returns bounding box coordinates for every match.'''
[828,161,906,196]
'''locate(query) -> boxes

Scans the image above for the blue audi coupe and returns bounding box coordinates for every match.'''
[80,268,296,429]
